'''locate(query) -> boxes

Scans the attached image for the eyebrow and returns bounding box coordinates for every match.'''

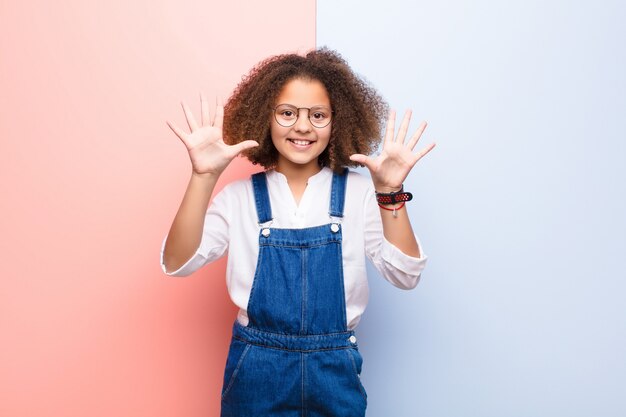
[277,103,332,109]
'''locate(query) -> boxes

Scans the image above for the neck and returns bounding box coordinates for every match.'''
[275,159,322,186]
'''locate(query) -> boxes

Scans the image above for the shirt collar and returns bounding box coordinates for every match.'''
[267,166,332,185]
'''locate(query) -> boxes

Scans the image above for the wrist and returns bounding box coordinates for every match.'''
[191,170,220,182]
[374,184,403,193]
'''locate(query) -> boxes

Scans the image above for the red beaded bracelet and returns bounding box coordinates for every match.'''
[378,202,406,217]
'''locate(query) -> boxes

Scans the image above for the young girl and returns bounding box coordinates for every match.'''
[161,48,435,416]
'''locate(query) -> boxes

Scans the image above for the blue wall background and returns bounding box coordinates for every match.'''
[318,1,626,415]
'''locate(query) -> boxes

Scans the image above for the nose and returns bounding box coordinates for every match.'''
[293,109,312,133]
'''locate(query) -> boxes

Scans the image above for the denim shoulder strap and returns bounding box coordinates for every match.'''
[328,168,349,218]
[251,172,273,224]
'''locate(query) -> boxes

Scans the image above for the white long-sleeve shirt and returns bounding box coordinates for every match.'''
[160,167,428,330]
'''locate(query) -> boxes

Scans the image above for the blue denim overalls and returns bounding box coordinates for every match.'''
[220,168,367,416]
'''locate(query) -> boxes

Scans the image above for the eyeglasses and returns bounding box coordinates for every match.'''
[273,104,333,128]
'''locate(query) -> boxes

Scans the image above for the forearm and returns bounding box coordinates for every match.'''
[162,171,220,272]
[379,203,421,258]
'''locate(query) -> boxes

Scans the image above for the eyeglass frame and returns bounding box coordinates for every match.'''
[272,103,334,129]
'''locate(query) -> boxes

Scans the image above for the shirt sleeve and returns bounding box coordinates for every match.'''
[160,184,231,277]
[363,185,428,290]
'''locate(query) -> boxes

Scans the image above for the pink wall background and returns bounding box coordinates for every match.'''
[0,1,315,416]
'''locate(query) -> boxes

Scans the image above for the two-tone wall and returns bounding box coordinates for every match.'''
[2,1,625,416]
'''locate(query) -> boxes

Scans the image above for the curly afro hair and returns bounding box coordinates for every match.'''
[223,48,388,173]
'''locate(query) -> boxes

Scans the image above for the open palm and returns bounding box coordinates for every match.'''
[350,110,435,192]
[166,93,258,176]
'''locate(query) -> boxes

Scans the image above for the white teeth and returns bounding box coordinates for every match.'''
[291,139,312,146]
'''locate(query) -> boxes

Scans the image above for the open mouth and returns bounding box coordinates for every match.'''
[288,139,314,147]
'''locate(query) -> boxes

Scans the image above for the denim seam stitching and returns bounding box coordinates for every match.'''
[301,352,307,417]
[336,232,349,330]
[328,168,347,217]
[301,248,307,334]
[245,239,265,326]
[235,325,353,337]
[221,343,251,400]
[259,241,341,249]
[252,172,272,223]
[346,348,368,402]
[231,336,352,352]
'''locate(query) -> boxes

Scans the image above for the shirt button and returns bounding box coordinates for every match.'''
[349,335,357,344]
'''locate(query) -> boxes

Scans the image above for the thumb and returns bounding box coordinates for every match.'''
[233,140,259,154]
[349,153,373,168]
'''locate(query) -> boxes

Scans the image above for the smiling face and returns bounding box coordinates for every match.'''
[270,77,332,177]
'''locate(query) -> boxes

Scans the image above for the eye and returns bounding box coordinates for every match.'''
[275,105,298,119]
[310,106,331,120]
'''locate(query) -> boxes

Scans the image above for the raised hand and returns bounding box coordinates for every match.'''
[349,110,435,192]
[166,93,259,176]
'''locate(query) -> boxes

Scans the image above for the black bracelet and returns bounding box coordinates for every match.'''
[375,184,413,205]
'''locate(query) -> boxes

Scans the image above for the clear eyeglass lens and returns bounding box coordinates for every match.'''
[274,104,331,128]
